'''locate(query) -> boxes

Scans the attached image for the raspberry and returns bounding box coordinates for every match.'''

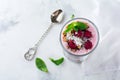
[68,40,77,49]
[74,30,83,37]
[84,30,92,38]
[77,30,83,37]
[84,40,93,49]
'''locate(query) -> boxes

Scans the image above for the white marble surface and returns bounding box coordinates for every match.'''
[0,0,120,80]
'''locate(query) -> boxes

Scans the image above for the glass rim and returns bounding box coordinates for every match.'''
[60,18,100,57]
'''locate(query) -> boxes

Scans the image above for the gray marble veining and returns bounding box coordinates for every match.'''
[0,9,19,32]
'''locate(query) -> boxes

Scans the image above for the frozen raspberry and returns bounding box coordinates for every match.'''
[84,40,93,49]
[74,30,83,37]
[68,40,77,49]
[84,30,92,38]
[77,30,83,37]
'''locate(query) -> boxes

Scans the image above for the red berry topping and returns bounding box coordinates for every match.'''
[84,30,92,38]
[77,30,83,37]
[84,40,93,49]
[74,30,83,37]
[68,40,77,49]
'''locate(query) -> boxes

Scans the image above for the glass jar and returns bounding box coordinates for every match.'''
[60,18,99,62]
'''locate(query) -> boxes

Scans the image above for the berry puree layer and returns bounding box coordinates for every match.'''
[60,18,99,55]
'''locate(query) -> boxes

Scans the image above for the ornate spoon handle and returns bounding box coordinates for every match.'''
[24,23,53,61]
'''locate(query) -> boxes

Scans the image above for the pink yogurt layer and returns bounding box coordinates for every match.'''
[61,18,99,55]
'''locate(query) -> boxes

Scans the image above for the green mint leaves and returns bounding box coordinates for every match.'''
[73,22,88,30]
[49,57,64,66]
[35,57,64,72]
[64,21,88,34]
[35,58,48,72]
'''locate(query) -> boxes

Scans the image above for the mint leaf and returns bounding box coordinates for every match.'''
[49,57,64,66]
[71,14,75,19]
[64,21,88,34]
[75,22,88,30]
[64,23,74,34]
[35,58,48,72]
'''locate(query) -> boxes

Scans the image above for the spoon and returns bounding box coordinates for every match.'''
[24,9,64,61]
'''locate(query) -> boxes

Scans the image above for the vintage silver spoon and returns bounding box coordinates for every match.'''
[24,9,64,61]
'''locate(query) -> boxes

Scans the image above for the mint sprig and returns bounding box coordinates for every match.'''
[64,21,88,34]
[71,14,75,19]
[49,57,64,66]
